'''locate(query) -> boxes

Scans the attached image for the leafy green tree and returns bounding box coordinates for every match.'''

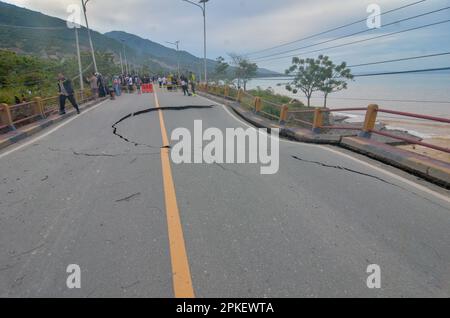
[284,55,353,107]
[214,56,229,81]
[319,56,353,107]
[284,56,324,107]
[239,60,258,91]
[0,50,124,104]
[228,53,258,91]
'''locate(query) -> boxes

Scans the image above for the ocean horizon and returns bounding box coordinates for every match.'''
[247,72,450,119]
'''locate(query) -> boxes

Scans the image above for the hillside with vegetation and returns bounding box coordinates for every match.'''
[0,50,121,104]
[0,1,278,78]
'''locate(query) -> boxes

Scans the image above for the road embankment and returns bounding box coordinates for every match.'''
[198,91,450,188]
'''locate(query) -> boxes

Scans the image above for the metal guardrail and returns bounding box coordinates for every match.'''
[199,84,450,155]
[0,89,93,131]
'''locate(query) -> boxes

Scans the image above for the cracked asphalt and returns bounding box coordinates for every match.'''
[0,89,449,298]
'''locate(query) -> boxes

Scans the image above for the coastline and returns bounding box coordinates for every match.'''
[335,116,450,163]
[380,119,450,163]
[246,77,450,163]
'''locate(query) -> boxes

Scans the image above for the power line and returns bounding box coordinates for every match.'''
[307,97,450,104]
[0,23,67,30]
[348,52,450,68]
[255,19,450,63]
[262,66,450,80]
[71,62,95,81]
[243,0,427,57]
[251,6,450,61]
[250,51,450,72]
[0,62,95,88]
[246,88,450,104]
[0,60,93,78]
[353,66,450,77]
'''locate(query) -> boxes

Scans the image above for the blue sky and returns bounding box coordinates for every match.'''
[3,0,450,73]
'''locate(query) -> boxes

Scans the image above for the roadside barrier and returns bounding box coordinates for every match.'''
[198,83,450,155]
[142,83,154,93]
[0,89,93,131]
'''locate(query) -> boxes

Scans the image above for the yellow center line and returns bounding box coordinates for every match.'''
[153,89,195,298]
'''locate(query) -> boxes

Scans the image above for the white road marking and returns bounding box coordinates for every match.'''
[0,100,108,159]
[199,94,450,205]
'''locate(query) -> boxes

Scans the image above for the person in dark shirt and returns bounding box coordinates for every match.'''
[57,73,80,115]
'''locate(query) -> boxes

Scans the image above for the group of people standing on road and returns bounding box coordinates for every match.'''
[158,72,197,96]
[57,72,115,116]
[88,73,104,99]
[57,70,200,115]
[88,73,123,99]
[180,72,197,97]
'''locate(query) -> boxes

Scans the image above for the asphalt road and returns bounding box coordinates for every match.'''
[0,88,449,298]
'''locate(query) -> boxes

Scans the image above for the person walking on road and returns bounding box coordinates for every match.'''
[135,76,142,94]
[58,73,80,115]
[128,76,134,93]
[189,72,197,96]
[181,75,190,96]
[113,76,121,97]
[97,73,107,98]
[88,73,98,99]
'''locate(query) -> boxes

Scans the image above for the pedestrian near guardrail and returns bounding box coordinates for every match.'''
[127,76,133,93]
[189,72,197,96]
[88,73,98,99]
[135,76,142,95]
[57,73,80,115]
[97,73,108,98]
[181,76,190,96]
[113,76,121,97]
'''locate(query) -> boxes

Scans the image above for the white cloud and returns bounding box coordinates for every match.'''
[2,0,450,72]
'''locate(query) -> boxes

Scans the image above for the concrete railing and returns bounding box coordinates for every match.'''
[198,84,450,154]
[0,89,93,131]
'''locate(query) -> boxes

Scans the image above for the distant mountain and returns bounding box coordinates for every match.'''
[0,1,163,71]
[105,31,216,74]
[105,31,279,77]
[0,1,278,76]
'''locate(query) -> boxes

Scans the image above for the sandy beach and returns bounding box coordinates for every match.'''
[246,77,450,163]
[381,119,450,163]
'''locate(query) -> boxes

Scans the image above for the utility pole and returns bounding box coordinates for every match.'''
[122,40,129,75]
[119,52,124,75]
[182,0,210,84]
[166,40,181,79]
[81,0,98,73]
[202,0,207,84]
[74,26,84,99]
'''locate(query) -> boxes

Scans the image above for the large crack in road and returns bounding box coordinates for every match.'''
[111,105,215,148]
[291,155,399,186]
[291,155,450,210]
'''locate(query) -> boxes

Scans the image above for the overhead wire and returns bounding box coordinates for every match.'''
[254,19,450,63]
[243,0,428,57]
[251,6,450,61]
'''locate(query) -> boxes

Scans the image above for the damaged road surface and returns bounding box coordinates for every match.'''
[0,89,449,298]
[112,105,214,148]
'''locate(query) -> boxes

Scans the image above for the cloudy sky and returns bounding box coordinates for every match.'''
[3,0,450,73]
